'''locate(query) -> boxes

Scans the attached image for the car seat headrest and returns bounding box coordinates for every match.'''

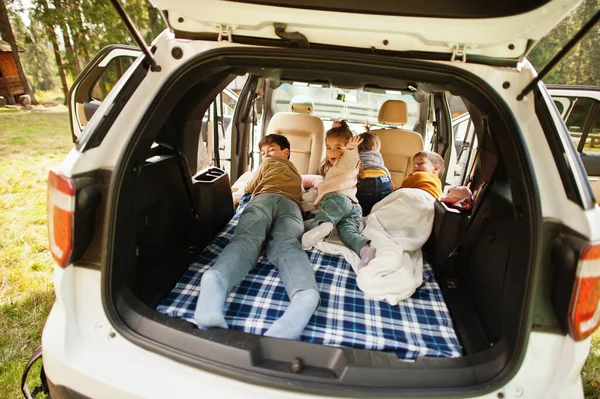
[378,100,408,125]
[288,95,314,115]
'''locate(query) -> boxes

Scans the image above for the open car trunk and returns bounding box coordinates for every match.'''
[102,47,540,396]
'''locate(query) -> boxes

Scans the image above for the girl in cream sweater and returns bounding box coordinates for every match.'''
[302,121,376,266]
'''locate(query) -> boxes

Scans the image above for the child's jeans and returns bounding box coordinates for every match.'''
[210,193,318,299]
[356,176,393,216]
[310,193,367,254]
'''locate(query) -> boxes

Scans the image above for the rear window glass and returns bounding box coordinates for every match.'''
[272,83,420,132]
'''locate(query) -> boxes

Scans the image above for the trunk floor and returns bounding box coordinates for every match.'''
[157,196,462,360]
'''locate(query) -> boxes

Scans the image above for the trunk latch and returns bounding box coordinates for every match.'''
[212,24,237,43]
[450,44,469,63]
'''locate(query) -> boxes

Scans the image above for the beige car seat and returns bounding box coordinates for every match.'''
[369,100,424,187]
[287,95,315,115]
[266,112,324,174]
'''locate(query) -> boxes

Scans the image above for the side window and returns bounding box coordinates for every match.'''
[565,98,593,136]
[580,104,599,155]
[69,47,141,142]
[197,83,247,176]
[553,97,571,118]
[448,114,477,187]
[91,56,136,102]
[562,97,599,154]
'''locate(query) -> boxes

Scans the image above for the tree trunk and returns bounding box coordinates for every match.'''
[29,24,53,91]
[70,1,90,68]
[47,24,69,105]
[38,0,69,104]
[53,0,81,75]
[0,0,38,105]
[59,21,81,74]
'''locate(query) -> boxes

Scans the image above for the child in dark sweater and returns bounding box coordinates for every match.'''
[356,131,393,216]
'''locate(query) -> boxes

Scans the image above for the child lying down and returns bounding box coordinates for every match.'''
[311,151,448,305]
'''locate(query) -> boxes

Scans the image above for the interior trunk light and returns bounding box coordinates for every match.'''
[47,170,75,268]
[568,242,600,341]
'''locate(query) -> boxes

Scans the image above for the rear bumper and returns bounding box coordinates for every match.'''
[41,267,590,399]
[47,379,90,399]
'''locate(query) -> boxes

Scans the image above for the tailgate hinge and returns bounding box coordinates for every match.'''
[212,24,237,42]
[450,44,470,63]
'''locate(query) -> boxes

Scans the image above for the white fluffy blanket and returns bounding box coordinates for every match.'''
[315,188,436,305]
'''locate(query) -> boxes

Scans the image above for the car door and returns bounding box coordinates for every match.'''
[550,91,600,201]
[68,45,142,141]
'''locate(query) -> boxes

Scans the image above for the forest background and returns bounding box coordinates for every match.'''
[1,0,599,104]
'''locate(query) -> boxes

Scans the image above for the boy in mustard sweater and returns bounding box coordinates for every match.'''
[398,151,445,198]
[194,134,319,340]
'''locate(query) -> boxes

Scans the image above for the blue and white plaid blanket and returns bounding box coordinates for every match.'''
[157,195,462,360]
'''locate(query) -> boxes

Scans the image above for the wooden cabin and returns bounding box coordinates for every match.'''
[0,40,25,102]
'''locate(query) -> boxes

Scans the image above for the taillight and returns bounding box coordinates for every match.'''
[47,170,75,267]
[568,242,600,341]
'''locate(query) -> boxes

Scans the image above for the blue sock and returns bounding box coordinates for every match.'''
[264,289,319,340]
[194,270,229,329]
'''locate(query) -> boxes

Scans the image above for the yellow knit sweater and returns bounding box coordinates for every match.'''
[399,171,442,199]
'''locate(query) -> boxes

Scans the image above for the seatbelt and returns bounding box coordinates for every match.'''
[445,117,498,274]
[212,101,221,168]
[163,118,201,223]
[249,97,256,169]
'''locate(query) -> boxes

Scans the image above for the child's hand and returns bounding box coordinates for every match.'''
[344,135,363,150]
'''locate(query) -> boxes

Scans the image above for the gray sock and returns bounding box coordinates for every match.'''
[264,289,320,340]
[358,244,376,269]
[302,222,334,249]
[194,270,229,329]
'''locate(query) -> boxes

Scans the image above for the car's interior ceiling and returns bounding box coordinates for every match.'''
[273,69,416,91]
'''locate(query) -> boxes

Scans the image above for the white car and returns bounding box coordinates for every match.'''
[23,1,600,398]
[547,85,600,200]
[449,86,600,199]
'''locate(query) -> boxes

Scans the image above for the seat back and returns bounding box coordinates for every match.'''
[370,100,424,187]
[266,112,324,174]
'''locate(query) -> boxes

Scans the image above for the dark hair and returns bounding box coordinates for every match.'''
[358,131,380,152]
[414,150,445,177]
[258,134,291,158]
[319,120,363,178]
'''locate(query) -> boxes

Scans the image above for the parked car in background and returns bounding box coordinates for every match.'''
[449,86,600,202]
[547,85,600,200]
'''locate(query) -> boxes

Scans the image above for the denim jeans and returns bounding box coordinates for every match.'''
[356,176,393,216]
[210,193,318,298]
[310,193,367,254]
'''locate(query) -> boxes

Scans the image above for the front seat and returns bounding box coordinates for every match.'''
[369,100,424,187]
[266,103,324,174]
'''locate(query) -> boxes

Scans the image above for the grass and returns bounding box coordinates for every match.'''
[33,89,65,106]
[584,332,600,398]
[0,107,599,398]
[0,106,72,399]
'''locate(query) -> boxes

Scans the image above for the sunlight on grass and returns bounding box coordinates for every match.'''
[583,330,600,399]
[34,89,65,105]
[0,108,71,398]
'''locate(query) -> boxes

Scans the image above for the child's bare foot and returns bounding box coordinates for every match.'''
[302,222,334,249]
